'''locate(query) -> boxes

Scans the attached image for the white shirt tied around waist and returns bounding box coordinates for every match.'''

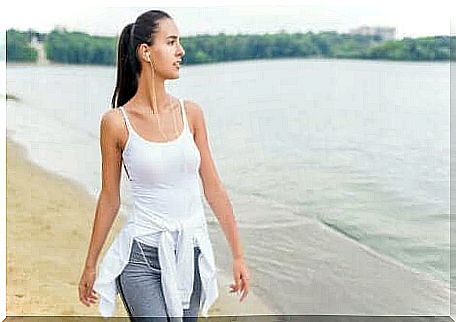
[93,212,219,320]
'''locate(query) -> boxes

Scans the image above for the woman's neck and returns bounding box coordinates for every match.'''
[133,81,172,114]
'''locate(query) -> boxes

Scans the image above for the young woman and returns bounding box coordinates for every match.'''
[78,9,250,321]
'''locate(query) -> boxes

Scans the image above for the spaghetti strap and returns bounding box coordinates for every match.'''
[118,106,133,133]
[179,98,189,132]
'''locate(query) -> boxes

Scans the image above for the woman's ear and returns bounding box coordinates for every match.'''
[138,44,150,62]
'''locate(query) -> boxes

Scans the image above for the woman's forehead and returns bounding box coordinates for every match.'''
[157,19,179,38]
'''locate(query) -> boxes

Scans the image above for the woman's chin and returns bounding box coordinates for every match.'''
[169,72,180,79]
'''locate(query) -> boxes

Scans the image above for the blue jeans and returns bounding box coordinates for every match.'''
[115,238,202,322]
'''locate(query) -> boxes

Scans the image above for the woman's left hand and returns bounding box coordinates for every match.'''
[229,257,250,302]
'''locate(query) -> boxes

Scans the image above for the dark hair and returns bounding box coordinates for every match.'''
[111,10,172,108]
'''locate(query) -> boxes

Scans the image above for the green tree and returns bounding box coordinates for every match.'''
[6,29,38,62]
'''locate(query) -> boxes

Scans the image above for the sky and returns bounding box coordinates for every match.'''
[1,1,456,39]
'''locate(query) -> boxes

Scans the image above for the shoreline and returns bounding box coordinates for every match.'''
[6,135,275,317]
[7,130,453,317]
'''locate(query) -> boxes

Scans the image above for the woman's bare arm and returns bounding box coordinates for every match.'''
[84,110,123,270]
[189,100,244,261]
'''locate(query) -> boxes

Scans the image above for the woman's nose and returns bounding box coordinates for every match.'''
[177,45,185,56]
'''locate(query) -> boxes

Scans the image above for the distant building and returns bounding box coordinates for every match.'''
[31,35,39,46]
[349,25,396,41]
[29,32,46,44]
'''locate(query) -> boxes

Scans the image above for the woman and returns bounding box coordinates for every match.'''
[78,9,250,321]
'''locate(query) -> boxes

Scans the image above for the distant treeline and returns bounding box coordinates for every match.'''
[6,29,38,62]
[6,27,456,65]
[45,29,117,65]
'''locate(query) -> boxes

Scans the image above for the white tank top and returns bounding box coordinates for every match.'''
[119,98,201,247]
[93,98,219,319]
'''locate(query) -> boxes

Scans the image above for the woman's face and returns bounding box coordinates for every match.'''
[145,18,185,80]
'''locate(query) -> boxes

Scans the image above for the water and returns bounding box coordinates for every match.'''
[6,58,450,314]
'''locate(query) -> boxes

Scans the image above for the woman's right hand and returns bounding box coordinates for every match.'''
[78,266,99,307]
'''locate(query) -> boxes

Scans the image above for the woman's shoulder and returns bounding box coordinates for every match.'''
[181,99,204,134]
[100,108,126,148]
[101,107,125,129]
[182,98,205,121]
[182,98,201,111]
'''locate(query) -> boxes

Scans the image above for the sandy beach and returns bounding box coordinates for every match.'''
[6,135,274,319]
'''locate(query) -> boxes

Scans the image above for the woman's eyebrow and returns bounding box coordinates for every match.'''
[166,35,179,39]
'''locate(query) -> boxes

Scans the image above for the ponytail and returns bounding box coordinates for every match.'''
[111,23,137,108]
